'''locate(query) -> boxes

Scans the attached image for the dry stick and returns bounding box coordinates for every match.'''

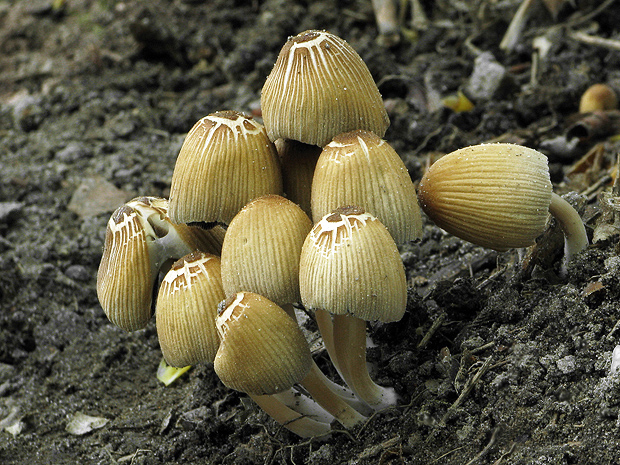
[417,313,447,349]
[464,427,500,465]
[568,31,620,52]
[440,356,494,425]
[500,0,537,52]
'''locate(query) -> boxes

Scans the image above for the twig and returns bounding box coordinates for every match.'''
[417,313,447,349]
[464,427,500,465]
[568,31,620,52]
[500,0,537,52]
[440,356,494,425]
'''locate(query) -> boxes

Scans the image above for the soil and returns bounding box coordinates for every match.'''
[2,0,620,464]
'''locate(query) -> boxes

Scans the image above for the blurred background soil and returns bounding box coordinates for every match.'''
[2,0,620,463]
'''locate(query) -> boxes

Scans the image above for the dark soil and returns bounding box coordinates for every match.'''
[2,0,620,464]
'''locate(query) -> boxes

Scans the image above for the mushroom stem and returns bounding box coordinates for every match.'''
[548,192,589,274]
[332,314,398,410]
[248,393,332,438]
[299,362,367,428]
[315,309,344,377]
[273,389,335,424]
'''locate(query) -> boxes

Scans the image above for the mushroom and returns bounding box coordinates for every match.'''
[579,84,618,113]
[299,206,407,409]
[311,129,423,244]
[261,30,389,147]
[220,195,368,412]
[417,143,588,272]
[156,251,225,367]
[220,194,312,307]
[97,196,225,331]
[214,292,367,435]
[168,110,282,226]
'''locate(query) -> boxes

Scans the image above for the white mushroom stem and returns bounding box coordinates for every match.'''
[284,305,372,414]
[248,393,332,438]
[548,192,589,274]
[273,389,335,424]
[298,362,367,428]
[332,314,399,410]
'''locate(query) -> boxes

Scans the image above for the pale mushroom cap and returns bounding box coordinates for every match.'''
[311,129,423,244]
[261,30,389,147]
[97,202,155,331]
[156,252,225,367]
[169,110,282,225]
[214,292,312,395]
[299,206,407,322]
[220,195,312,306]
[417,143,553,251]
[579,83,618,113]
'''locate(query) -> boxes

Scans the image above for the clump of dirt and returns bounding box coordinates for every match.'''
[2,0,620,463]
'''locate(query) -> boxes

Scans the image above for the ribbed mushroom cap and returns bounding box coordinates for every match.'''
[299,206,407,322]
[311,129,422,244]
[169,110,282,225]
[220,195,312,306]
[156,252,225,367]
[417,143,553,251]
[275,139,322,219]
[261,30,389,147]
[97,196,225,332]
[214,292,312,395]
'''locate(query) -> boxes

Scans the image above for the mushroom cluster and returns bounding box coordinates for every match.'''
[96,30,589,438]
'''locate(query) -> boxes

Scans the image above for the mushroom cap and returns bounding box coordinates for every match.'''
[299,206,407,322]
[417,143,553,251]
[156,252,225,367]
[261,30,389,147]
[97,196,225,331]
[311,129,423,244]
[579,83,618,113]
[220,194,312,306]
[275,138,322,219]
[214,292,312,395]
[169,110,282,225]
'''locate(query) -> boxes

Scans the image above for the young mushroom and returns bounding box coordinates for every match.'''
[168,110,282,226]
[579,83,618,113]
[311,129,423,244]
[214,292,367,436]
[417,143,588,273]
[97,196,225,331]
[156,251,225,367]
[261,30,389,147]
[299,206,407,410]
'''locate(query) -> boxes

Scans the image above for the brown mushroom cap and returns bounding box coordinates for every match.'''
[156,252,225,367]
[169,110,282,225]
[261,30,389,147]
[417,143,553,251]
[299,206,407,322]
[220,194,312,306]
[214,292,312,395]
[311,129,422,244]
[579,83,618,113]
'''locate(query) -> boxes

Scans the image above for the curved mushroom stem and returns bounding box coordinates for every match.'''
[299,362,367,428]
[273,389,335,424]
[548,192,589,275]
[332,314,399,410]
[248,393,332,438]
[315,309,345,379]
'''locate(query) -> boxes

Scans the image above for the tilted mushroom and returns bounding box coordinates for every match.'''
[261,30,389,147]
[311,129,423,244]
[299,206,407,410]
[97,196,225,331]
[214,292,366,436]
[417,143,588,273]
[168,110,282,225]
[156,251,225,367]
